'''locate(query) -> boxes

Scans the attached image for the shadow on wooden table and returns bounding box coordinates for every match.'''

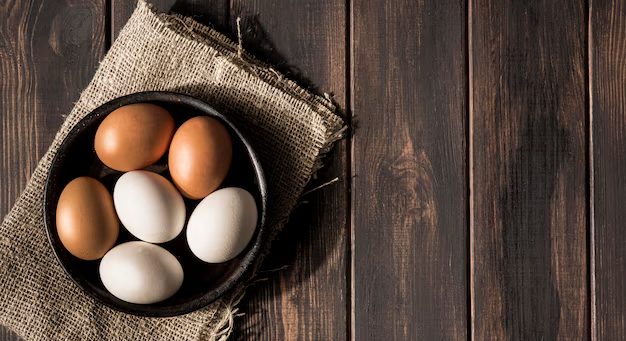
[234,15,319,93]
[225,13,343,282]
[165,6,345,339]
[168,0,323,109]
[224,15,346,341]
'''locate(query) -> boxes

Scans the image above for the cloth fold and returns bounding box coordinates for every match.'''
[0,1,344,340]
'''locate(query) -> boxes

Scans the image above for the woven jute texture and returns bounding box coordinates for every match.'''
[0,1,344,340]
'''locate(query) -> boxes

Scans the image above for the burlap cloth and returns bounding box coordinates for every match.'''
[0,1,344,340]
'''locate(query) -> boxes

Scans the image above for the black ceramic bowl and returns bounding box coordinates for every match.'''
[43,91,267,317]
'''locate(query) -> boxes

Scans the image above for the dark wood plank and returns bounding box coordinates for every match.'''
[112,0,230,40]
[228,1,348,340]
[109,1,348,340]
[591,1,626,339]
[470,0,589,339]
[0,0,106,339]
[351,0,468,339]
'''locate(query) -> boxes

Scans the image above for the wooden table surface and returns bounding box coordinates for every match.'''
[1,0,625,340]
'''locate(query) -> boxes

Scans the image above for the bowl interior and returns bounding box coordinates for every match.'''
[44,92,266,317]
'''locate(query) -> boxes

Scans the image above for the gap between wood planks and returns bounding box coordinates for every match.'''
[467,0,475,340]
[346,0,355,339]
[587,0,596,340]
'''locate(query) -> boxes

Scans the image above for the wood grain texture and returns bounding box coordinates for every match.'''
[590,0,626,339]
[0,0,106,339]
[351,0,468,340]
[109,1,348,340]
[228,0,348,340]
[470,0,589,339]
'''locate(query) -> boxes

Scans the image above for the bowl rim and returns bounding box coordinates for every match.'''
[43,91,267,317]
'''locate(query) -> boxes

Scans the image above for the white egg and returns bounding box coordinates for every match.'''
[113,170,185,243]
[99,241,184,304]
[186,187,258,263]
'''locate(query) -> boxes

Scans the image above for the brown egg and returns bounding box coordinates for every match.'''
[95,103,175,171]
[56,177,119,260]
[168,116,233,199]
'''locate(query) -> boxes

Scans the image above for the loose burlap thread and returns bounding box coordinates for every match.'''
[0,1,344,340]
